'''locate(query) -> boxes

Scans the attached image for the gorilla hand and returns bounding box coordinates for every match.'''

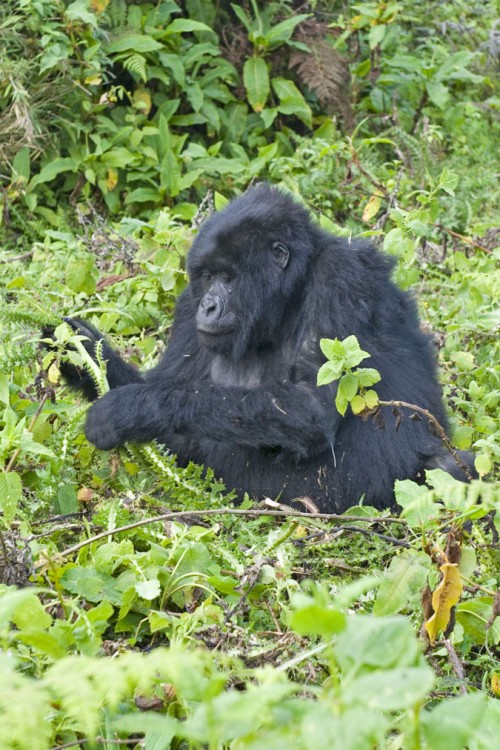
[85,390,128,450]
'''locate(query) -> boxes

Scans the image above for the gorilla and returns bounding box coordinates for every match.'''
[61,184,471,512]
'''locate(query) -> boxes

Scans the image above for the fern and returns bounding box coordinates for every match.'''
[122,52,147,82]
[107,0,128,30]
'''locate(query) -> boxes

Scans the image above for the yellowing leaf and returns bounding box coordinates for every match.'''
[106,168,118,191]
[133,88,152,115]
[90,0,110,12]
[424,563,462,645]
[351,394,366,414]
[362,190,383,222]
[47,362,61,385]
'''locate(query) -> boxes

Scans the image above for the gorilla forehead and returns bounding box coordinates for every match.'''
[188,184,312,268]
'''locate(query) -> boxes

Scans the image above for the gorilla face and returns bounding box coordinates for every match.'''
[187,185,314,358]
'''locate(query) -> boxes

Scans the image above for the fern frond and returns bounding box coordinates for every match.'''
[122,53,148,83]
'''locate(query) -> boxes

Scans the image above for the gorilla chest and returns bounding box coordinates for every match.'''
[210,351,292,387]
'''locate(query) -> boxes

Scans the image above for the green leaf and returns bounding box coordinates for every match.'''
[0,470,22,523]
[165,19,212,35]
[383,227,414,259]
[426,81,450,109]
[65,252,98,295]
[345,666,434,711]
[369,24,386,49]
[421,694,487,750]
[475,453,492,476]
[272,77,312,128]
[317,361,343,387]
[335,390,349,417]
[243,57,270,112]
[12,147,31,181]
[438,167,459,195]
[30,158,78,187]
[351,395,366,414]
[374,551,430,616]
[135,579,161,601]
[364,389,379,408]
[342,335,371,368]
[319,337,345,362]
[265,15,310,46]
[452,425,473,449]
[394,480,436,529]
[107,35,163,54]
[290,604,346,638]
[338,373,359,402]
[357,368,381,387]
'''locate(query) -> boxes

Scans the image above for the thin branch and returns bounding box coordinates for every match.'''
[433,223,491,253]
[378,399,474,481]
[0,250,33,263]
[444,638,468,695]
[35,508,405,569]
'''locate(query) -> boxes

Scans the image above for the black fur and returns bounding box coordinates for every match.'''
[63,185,471,511]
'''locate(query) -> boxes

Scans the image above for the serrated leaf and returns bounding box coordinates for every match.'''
[338,373,359,402]
[319,337,344,361]
[335,390,349,416]
[317,361,343,386]
[243,57,269,112]
[135,579,161,601]
[357,368,381,387]
[424,563,463,645]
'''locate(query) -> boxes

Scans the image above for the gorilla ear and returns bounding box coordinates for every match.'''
[272,242,289,269]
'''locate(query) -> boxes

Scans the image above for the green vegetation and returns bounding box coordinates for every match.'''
[0,1,499,748]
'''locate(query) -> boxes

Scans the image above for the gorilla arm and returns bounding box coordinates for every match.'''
[84,379,337,460]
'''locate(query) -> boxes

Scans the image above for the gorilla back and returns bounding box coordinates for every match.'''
[65,184,468,512]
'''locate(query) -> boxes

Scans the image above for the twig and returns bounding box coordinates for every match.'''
[0,250,33,263]
[224,557,272,623]
[378,399,473,481]
[34,508,405,569]
[444,638,468,695]
[433,223,491,253]
[339,525,411,548]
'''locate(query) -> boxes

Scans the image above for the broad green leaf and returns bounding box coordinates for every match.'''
[165,19,211,35]
[265,15,310,46]
[394,479,436,529]
[475,453,492,476]
[364,389,379,408]
[438,167,459,195]
[30,158,77,187]
[338,373,359,402]
[107,35,163,54]
[135,579,161,601]
[317,361,343,386]
[290,604,346,638]
[426,81,450,109]
[335,390,349,416]
[345,666,434,711]
[343,335,371,368]
[319,337,345,362]
[336,616,422,671]
[357,368,381,387]
[65,252,98,295]
[369,24,386,49]
[374,551,429,616]
[456,598,500,645]
[421,694,487,750]
[243,57,270,112]
[383,227,414,259]
[272,77,312,127]
[351,395,366,414]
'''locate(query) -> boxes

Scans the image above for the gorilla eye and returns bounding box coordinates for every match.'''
[272,242,289,269]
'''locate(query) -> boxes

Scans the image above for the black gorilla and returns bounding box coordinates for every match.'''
[63,185,468,512]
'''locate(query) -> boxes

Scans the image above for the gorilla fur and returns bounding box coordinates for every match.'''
[63,185,470,512]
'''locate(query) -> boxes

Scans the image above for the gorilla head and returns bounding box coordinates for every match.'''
[187,184,319,358]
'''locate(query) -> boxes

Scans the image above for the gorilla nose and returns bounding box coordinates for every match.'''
[199,295,222,322]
